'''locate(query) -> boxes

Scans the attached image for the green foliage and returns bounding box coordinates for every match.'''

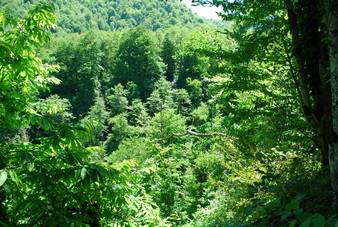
[2,123,128,226]
[186,78,203,108]
[81,96,109,147]
[107,137,154,166]
[48,0,223,33]
[172,88,191,116]
[37,94,74,124]
[48,31,117,118]
[148,109,186,140]
[146,77,192,116]
[183,27,312,155]
[0,0,227,34]
[106,160,171,226]
[190,102,209,126]
[84,96,109,125]
[126,81,141,102]
[0,2,59,128]
[128,99,150,127]
[161,33,176,82]
[1,1,335,226]
[114,26,164,100]
[0,5,140,226]
[106,83,129,117]
[27,94,74,142]
[104,113,136,154]
[147,77,174,115]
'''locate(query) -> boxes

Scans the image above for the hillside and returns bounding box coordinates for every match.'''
[2,1,338,226]
[0,0,226,34]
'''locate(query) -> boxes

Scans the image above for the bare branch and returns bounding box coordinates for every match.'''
[154,130,227,141]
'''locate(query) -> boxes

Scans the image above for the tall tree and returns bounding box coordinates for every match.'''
[50,31,113,118]
[113,26,164,100]
[189,0,338,206]
[161,33,176,82]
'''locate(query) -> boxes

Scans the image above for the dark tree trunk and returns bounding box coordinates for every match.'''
[285,0,332,167]
[326,0,338,208]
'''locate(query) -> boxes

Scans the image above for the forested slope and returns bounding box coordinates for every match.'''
[1,0,338,226]
[0,0,225,34]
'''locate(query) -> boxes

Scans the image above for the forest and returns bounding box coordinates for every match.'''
[0,0,226,33]
[1,0,338,226]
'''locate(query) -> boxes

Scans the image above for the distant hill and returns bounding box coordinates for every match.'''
[0,0,227,34]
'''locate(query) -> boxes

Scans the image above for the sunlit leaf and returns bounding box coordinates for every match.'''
[0,170,8,186]
[80,167,87,180]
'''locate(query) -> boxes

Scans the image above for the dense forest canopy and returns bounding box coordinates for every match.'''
[1,0,338,226]
[0,0,227,34]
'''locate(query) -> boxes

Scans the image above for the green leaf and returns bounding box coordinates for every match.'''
[311,214,326,227]
[286,199,300,211]
[299,218,311,227]
[299,213,326,227]
[289,219,297,227]
[9,170,21,186]
[81,167,87,180]
[281,211,292,222]
[0,170,8,186]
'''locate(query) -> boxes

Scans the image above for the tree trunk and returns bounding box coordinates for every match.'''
[285,0,332,167]
[326,0,338,208]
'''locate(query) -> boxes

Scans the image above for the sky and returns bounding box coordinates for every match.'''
[181,0,222,20]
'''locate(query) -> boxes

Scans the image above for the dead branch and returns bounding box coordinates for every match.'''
[154,130,227,141]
